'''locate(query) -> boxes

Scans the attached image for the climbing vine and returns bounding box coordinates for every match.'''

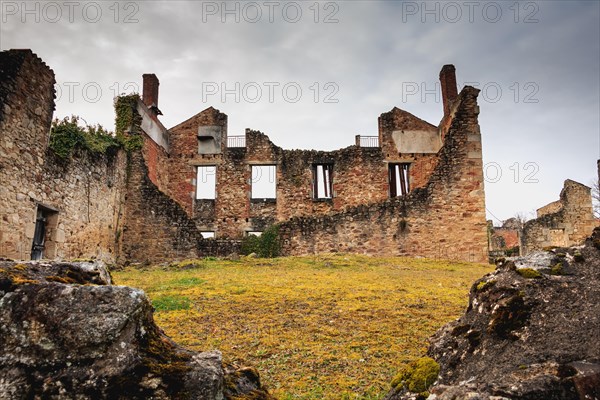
[114,94,144,152]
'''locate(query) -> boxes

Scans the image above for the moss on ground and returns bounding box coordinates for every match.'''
[390,356,440,395]
[114,254,492,399]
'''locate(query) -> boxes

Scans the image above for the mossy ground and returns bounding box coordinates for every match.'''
[113,254,492,399]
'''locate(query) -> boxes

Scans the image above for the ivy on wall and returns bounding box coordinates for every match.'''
[114,94,143,152]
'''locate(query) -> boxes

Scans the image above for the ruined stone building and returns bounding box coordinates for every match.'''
[521,179,596,254]
[488,178,596,258]
[1,49,491,263]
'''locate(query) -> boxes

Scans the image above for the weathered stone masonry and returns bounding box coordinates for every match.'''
[134,64,489,263]
[1,49,495,263]
[0,50,128,261]
[278,87,488,262]
[522,179,596,254]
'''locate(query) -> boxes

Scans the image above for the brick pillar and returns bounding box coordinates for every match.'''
[142,74,159,110]
[439,65,458,116]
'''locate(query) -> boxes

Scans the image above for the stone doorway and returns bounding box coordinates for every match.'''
[30,205,58,260]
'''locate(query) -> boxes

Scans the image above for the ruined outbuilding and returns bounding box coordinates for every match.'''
[1,50,490,263]
[522,179,596,254]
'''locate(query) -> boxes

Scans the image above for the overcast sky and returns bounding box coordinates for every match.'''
[2,0,599,224]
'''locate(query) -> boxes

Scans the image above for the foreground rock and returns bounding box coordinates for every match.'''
[0,260,271,399]
[386,228,600,400]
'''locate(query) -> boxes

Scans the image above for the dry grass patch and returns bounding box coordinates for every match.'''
[113,254,492,399]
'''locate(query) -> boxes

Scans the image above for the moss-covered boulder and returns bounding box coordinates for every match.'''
[0,260,271,399]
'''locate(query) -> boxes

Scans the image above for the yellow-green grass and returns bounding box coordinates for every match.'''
[113,254,492,399]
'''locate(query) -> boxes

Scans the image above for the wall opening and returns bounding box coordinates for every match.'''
[313,164,333,199]
[196,166,217,199]
[200,231,215,239]
[30,205,59,260]
[247,231,263,237]
[389,163,410,197]
[251,165,276,199]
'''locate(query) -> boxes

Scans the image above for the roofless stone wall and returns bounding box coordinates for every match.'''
[0,50,127,262]
[278,87,489,263]
[1,50,489,264]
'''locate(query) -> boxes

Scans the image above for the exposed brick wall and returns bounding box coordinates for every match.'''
[278,87,489,263]
[164,120,443,239]
[522,180,596,253]
[166,107,228,215]
[490,228,520,250]
[0,50,127,262]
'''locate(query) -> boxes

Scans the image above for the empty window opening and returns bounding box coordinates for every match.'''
[389,163,410,197]
[251,165,276,199]
[247,231,263,237]
[196,166,216,199]
[200,231,215,239]
[313,164,333,199]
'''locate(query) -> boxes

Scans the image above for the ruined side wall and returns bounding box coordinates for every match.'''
[489,228,520,250]
[0,50,127,262]
[120,151,204,263]
[522,180,596,253]
[279,87,488,263]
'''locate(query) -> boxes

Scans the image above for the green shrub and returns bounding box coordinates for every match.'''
[49,116,120,159]
[240,225,281,258]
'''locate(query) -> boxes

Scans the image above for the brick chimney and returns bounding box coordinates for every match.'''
[439,65,458,116]
[142,73,161,116]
